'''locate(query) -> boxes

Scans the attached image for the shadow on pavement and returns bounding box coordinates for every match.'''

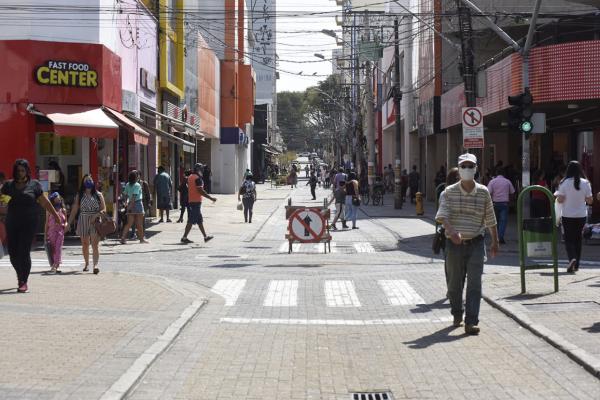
[264,264,324,268]
[582,323,600,333]
[0,287,18,295]
[403,325,466,349]
[501,293,552,301]
[209,263,254,269]
[410,298,450,314]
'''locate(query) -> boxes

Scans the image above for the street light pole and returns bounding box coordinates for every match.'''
[393,17,403,209]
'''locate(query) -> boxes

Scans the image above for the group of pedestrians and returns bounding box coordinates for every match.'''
[325,168,360,230]
[0,158,222,294]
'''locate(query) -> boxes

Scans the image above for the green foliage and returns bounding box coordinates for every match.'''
[277,75,345,151]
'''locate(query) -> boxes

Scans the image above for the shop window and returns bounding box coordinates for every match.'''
[168,38,176,84]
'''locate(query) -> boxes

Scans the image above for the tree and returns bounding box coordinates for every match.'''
[277,91,307,150]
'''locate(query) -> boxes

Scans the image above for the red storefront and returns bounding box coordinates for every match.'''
[0,40,132,213]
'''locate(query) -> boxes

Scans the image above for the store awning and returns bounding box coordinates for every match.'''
[146,126,195,151]
[31,104,119,139]
[103,107,150,145]
[262,144,282,155]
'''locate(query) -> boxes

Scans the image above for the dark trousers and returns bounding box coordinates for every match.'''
[310,185,316,199]
[493,202,509,241]
[562,217,586,267]
[409,185,418,202]
[445,237,485,325]
[6,214,38,285]
[242,197,255,222]
[179,202,188,221]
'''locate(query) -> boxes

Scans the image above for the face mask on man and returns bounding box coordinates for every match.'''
[459,166,477,181]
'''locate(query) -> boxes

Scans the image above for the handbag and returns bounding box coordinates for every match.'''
[352,196,361,206]
[237,202,243,211]
[432,226,446,254]
[95,214,117,238]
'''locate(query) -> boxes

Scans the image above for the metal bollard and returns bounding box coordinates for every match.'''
[415,192,424,215]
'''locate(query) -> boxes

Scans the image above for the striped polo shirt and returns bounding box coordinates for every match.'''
[436,181,497,240]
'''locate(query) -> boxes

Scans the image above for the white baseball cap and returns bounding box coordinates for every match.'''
[458,153,477,165]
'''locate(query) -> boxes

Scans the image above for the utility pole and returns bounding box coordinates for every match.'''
[455,0,476,107]
[365,13,375,191]
[393,17,403,209]
[521,0,542,188]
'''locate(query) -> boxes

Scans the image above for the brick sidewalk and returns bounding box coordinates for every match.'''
[484,267,600,377]
[0,266,205,399]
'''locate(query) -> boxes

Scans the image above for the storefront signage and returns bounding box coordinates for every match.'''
[34,61,98,88]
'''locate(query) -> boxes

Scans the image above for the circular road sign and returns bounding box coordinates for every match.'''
[463,107,482,127]
[288,208,326,243]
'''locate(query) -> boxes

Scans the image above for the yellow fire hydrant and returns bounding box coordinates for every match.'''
[416,192,424,215]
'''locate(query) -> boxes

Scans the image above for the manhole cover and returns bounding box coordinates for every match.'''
[523,301,600,313]
[350,392,394,400]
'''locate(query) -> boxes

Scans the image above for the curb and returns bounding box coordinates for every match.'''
[99,298,208,400]
[483,295,600,378]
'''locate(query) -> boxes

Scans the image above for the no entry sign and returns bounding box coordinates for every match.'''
[462,107,484,149]
[288,208,326,243]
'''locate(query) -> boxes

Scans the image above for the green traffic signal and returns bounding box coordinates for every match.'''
[520,120,532,133]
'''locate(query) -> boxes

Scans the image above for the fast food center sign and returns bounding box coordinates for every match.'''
[34,60,98,88]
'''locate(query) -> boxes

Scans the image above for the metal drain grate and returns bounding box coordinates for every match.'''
[350,391,394,400]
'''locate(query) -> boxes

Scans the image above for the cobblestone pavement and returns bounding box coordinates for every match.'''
[3,182,600,399]
[0,266,202,400]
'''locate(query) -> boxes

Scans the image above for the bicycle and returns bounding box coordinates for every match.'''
[372,183,384,206]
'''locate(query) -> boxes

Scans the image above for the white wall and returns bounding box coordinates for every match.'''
[211,142,245,194]
[0,0,126,53]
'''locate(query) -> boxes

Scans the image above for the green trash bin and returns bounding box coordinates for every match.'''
[522,218,553,258]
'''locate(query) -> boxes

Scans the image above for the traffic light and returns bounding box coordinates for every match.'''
[507,87,534,137]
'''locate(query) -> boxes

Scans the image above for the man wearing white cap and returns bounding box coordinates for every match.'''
[435,153,499,335]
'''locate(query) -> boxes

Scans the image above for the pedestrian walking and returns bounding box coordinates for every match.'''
[289,169,298,189]
[154,166,172,223]
[120,170,148,244]
[400,169,409,202]
[555,161,593,273]
[436,153,499,335]
[46,192,68,274]
[409,165,420,203]
[177,170,191,223]
[487,168,515,244]
[344,172,360,229]
[203,164,212,193]
[1,159,61,292]
[531,170,550,218]
[181,163,217,244]
[130,171,151,239]
[305,165,310,178]
[307,172,318,200]
[328,181,348,230]
[68,175,106,275]
[334,169,347,190]
[238,173,257,223]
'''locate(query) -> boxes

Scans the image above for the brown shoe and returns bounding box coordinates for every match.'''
[465,324,480,335]
[453,316,463,327]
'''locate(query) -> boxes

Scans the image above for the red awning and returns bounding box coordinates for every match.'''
[103,107,150,146]
[33,104,119,139]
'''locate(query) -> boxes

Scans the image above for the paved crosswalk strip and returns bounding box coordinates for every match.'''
[378,280,425,305]
[324,280,361,307]
[278,241,368,254]
[353,242,375,253]
[210,279,426,309]
[211,279,246,306]
[263,280,298,306]
[0,259,82,268]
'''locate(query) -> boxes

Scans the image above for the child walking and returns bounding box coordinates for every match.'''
[46,192,68,273]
